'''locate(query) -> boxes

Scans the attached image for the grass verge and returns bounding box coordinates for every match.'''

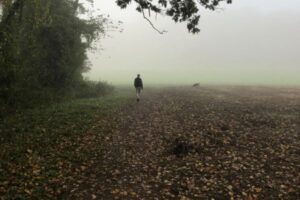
[0,91,133,199]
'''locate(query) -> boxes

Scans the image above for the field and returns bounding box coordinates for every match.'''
[0,86,299,199]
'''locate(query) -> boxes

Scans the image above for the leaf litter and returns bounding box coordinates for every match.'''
[1,86,299,199]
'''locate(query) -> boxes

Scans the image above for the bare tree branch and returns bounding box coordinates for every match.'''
[141,8,167,34]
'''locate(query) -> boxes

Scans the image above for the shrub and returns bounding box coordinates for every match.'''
[74,80,114,98]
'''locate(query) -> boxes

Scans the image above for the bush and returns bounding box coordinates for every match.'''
[74,80,114,98]
[0,80,114,119]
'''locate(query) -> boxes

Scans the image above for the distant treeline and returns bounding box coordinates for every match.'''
[0,0,112,109]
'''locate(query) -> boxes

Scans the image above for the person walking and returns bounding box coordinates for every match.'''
[134,74,143,102]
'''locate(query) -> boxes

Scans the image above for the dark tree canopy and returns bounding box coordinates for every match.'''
[0,0,109,105]
[116,0,232,33]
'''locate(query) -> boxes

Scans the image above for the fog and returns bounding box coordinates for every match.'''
[85,0,300,86]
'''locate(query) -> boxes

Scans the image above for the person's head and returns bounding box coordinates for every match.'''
[137,74,140,78]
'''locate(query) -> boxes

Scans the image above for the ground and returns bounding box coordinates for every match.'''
[0,86,299,199]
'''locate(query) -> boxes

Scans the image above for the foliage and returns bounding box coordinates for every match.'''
[0,0,109,107]
[74,80,115,98]
[116,0,232,33]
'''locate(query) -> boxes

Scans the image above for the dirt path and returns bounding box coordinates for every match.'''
[65,87,300,200]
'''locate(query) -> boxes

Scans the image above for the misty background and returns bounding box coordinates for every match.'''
[85,0,300,86]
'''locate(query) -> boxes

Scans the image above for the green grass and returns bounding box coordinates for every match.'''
[0,90,133,199]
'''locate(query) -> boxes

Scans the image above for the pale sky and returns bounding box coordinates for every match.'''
[85,0,300,86]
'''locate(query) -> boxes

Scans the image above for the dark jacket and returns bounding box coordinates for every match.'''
[134,77,143,88]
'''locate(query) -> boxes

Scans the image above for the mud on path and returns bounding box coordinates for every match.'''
[66,87,300,200]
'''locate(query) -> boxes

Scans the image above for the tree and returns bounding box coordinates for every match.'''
[0,0,108,105]
[116,0,232,33]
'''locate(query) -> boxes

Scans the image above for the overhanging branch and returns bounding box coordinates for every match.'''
[141,8,167,34]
